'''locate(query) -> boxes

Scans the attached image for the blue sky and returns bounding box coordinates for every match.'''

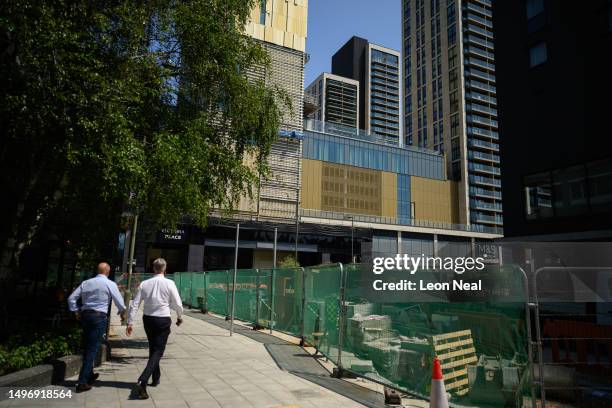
[304,0,402,86]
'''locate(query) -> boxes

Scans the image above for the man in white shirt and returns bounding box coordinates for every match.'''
[126,258,183,399]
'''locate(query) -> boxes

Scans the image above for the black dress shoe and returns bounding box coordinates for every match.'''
[150,379,160,387]
[76,384,92,393]
[88,372,100,385]
[136,383,149,400]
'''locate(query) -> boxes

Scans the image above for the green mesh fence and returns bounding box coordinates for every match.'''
[190,272,206,310]
[303,264,343,364]
[174,264,530,407]
[256,269,272,328]
[229,269,259,323]
[205,270,229,316]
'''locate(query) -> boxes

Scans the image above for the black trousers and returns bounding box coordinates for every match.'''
[138,315,171,384]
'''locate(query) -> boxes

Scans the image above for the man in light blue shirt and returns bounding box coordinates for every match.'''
[68,262,126,393]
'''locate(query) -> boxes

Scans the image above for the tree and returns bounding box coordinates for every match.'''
[0,0,287,278]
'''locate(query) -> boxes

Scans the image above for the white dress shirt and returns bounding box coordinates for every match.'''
[127,274,183,325]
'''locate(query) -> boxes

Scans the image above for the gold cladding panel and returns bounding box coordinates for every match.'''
[300,159,322,210]
[319,162,381,216]
[381,172,398,218]
[246,0,308,52]
[411,177,459,224]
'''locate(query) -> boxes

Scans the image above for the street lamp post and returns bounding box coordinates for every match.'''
[345,214,354,264]
[124,213,138,313]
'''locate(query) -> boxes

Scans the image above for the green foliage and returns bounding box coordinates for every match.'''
[0,0,287,271]
[278,255,300,268]
[0,327,82,376]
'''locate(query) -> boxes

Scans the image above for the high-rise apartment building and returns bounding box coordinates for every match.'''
[402,0,503,233]
[331,37,402,142]
[305,73,360,128]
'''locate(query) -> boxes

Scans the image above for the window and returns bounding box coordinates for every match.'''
[529,42,547,67]
[259,0,266,25]
[587,158,612,213]
[526,0,544,20]
[524,172,553,219]
[552,166,588,217]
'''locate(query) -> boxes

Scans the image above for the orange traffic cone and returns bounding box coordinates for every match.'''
[429,357,449,408]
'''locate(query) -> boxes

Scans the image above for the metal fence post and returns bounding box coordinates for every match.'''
[270,268,275,334]
[203,272,208,314]
[225,270,231,320]
[254,269,260,330]
[334,262,345,377]
[519,266,537,408]
[230,223,240,336]
[299,267,306,346]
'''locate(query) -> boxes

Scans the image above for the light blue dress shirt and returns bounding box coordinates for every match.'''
[68,274,126,314]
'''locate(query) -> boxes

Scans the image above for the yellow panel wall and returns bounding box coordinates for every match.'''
[411,177,459,224]
[381,172,398,218]
[300,159,322,210]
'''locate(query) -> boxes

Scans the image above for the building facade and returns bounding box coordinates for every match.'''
[305,73,360,128]
[402,0,503,234]
[493,0,612,240]
[331,37,402,142]
[131,0,505,274]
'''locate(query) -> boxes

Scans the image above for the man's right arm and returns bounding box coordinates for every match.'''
[169,281,184,321]
[67,283,82,312]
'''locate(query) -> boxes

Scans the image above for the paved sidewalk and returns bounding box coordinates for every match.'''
[2,310,367,408]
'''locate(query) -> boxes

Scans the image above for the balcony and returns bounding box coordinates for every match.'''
[468,126,499,139]
[466,91,497,105]
[465,57,495,72]
[471,212,503,225]
[465,46,495,60]
[468,139,499,151]
[469,174,501,187]
[469,161,501,175]
[470,199,503,212]
[465,35,494,51]
[469,186,502,199]
[468,150,500,162]
[467,80,497,94]
[467,102,497,116]
[466,23,494,39]
[371,84,399,95]
[466,13,493,28]
[465,68,496,83]
[467,2,492,18]
[467,114,498,127]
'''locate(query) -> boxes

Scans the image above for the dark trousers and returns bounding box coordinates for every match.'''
[138,315,171,384]
[78,312,108,385]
